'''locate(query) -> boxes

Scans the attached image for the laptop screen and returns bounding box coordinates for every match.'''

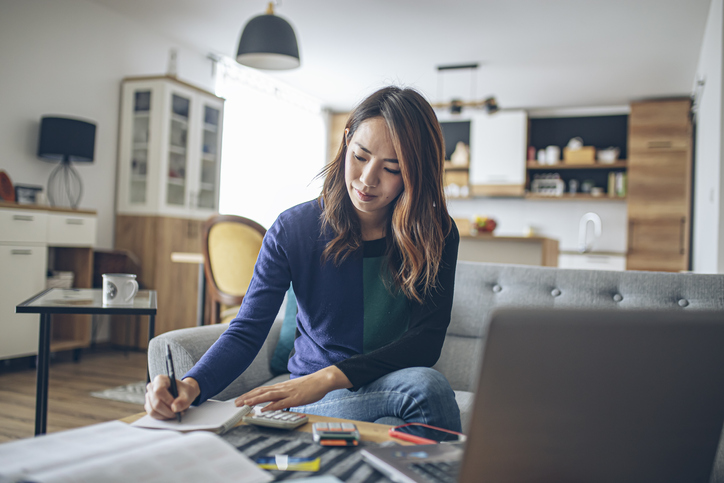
[459,308,724,483]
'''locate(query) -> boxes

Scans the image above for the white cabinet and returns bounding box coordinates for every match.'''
[469,110,528,196]
[0,205,97,360]
[0,244,46,359]
[0,209,47,243]
[0,209,48,359]
[116,76,225,219]
[558,253,627,271]
[47,213,96,246]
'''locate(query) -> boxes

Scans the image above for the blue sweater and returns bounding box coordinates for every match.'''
[186,200,460,404]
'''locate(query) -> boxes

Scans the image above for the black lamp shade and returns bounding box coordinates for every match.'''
[236,13,300,70]
[38,116,96,163]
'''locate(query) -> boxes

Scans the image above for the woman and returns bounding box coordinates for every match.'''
[145,86,461,430]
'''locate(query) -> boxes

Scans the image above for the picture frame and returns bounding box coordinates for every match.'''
[15,184,44,205]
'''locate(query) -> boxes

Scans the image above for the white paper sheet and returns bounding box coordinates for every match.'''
[131,400,252,434]
[0,421,272,483]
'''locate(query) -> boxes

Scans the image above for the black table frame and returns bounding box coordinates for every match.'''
[16,288,157,436]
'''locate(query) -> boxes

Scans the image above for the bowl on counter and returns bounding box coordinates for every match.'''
[597,147,620,164]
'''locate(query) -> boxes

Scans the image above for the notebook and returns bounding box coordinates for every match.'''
[362,308,724,483]
[132,399,252,434]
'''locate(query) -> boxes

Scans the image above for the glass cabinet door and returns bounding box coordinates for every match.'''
[167,93,190,206]
[130,90,151,204]
[197,104,220,210]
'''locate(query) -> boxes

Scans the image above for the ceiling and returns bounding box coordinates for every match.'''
[87,0,711,112]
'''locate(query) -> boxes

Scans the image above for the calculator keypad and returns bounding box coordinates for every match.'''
[242,409,308,430]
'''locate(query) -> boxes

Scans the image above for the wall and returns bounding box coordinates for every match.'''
[448,198,628,253]
[692,0,724,273]
[444,107,630,255]
[0,0,216,249]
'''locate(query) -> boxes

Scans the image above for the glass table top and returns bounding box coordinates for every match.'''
[17,288,157,315]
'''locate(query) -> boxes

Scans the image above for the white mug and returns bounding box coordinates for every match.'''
[103,273,139,306]
[545,145,560,164]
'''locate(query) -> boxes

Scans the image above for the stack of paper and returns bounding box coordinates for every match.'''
[0,421,272,483]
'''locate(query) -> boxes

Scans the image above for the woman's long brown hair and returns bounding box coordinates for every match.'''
[317,86,451,304]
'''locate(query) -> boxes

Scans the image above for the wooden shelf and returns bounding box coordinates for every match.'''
[444,165,470,172]
[525,193,627,201]
[527,161,627,170]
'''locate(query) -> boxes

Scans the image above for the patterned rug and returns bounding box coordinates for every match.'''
[223,424,394,482]
[90,381,146,405]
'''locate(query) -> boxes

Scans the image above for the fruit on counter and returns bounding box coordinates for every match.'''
[473,215,497,233]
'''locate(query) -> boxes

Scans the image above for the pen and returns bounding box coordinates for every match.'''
[165,344,182,423]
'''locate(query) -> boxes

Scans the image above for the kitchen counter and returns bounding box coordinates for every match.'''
[559,249,626,256]
[458,233,559,267]
[558,250,627,271]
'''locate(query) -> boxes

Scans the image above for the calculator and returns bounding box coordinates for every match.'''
[312,422,360,446]
[242,409,309,430]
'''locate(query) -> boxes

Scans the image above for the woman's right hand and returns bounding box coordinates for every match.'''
[144,375,200,420]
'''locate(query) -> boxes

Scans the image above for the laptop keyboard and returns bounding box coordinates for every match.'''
[409,460,460,483]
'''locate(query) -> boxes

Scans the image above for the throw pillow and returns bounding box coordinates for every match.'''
[270,286,297,374]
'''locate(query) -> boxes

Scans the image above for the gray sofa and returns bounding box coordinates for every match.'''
[149,261,724,479]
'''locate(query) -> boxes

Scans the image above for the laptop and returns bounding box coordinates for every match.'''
[361,308,724,483]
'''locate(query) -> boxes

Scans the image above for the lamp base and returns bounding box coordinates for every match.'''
[47,161,83,209]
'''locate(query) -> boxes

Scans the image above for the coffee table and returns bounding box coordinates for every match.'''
[16,288,158,436]
[120,412,403,444]
[121,411,406,481]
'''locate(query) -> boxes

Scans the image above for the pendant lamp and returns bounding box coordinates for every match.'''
[236,2,300,70]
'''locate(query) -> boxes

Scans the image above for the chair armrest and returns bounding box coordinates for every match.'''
[148,319,283,401]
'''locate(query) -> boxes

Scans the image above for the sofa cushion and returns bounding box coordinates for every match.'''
[436,262,724,393]
[270,287,297,374]
[454,390,475,434]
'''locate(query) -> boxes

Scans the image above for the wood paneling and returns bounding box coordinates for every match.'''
[626,98,692,272]
[627,218,688,272]
[626,150,691,218]
[470,184,526,197]
[0,350,147,442]
[114,215,203,348]
[628,99,692,152]
[50,247,93,352]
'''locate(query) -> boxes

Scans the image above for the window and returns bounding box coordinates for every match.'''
[215,59,327,229]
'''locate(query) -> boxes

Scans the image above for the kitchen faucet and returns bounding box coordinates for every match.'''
[578,212,602,253]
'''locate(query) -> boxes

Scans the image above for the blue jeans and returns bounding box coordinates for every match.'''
[290,367,461,432]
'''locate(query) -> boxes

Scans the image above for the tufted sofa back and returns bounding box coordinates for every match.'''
[434,262,724,393]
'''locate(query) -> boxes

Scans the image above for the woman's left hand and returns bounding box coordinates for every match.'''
[235,365,351,412]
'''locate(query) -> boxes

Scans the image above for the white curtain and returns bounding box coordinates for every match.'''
[215,59,328,229]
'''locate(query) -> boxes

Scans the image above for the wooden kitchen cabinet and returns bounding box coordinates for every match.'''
[627,101,692,151]
[626,99,692,272]
[113,215,203,349]
[627,218,687,271]
[626,150,690,218]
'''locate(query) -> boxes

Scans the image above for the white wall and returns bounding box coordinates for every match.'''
[692,0,724,273]
[1,0,717,268]
[0,0,216,248]
[448,198,628,253]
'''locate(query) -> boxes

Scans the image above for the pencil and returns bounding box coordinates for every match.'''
[165,344,182,423]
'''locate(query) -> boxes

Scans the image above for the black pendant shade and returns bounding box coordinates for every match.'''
[236,3,300,70]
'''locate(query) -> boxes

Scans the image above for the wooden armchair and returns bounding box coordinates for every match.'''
[202,214,266,325]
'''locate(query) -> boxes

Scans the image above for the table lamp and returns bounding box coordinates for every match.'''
[37,116,96,209]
